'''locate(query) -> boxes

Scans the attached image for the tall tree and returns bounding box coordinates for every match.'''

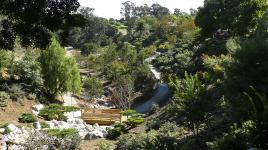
[150,3,170,18]
[40,37,81,99]
[195,0,267,36]
[0,0,84,49]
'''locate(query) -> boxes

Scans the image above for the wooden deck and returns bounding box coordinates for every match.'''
[81,108,122,125]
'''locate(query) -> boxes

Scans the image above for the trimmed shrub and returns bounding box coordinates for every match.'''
[97,140,112,150]
[40,122,50,128]
[18,113,37,123]
[108,123,127,140]
[39,104,79,121]
[125,117,145,127]
[0,91,9,107]
[146,118,162,130]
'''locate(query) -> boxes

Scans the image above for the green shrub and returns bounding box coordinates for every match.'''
[97,140,112,150]
[0,91,9,107]
[40,122,50,128]
[108,123,127,140]
[13,52,43,92]
[116,130,159,150]
[45,128,81,149]
[39,104,79,121]
[146,118,162,130]
[18,113,37,123]
[150,103,160,114]
[207,121,255,150]
[125,117,145,128]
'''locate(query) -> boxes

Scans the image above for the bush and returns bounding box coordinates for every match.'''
[83,76,103,100]
[97,140,112,150]
[116,130,159,150]
[0,50,13,71]
[146,118,162,130]
[125,117,145,127]
[40,122,50,128]
[108,123,127,140]
[150,103,160,114]
[18,113,37,123]
[0,91,9,107]
[207,121,255,150]
[39,104,79,121]
[25,130,81,150]
[8,84,26,101]
[13,52,43,92]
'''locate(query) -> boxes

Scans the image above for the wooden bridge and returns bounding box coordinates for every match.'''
[81,108,123,125]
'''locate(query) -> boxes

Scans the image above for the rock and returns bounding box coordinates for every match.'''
[33,122,41,130]
[7,144,24,150]
[3,124,29,144]
[64,110,81,120]
[0,135,6,150]
[0,128,5,134]
[93,123,100,129]
[31,104,44,115]
[7,124,20,133]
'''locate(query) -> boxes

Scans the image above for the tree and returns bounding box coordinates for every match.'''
[0,50,12,71]
[40,37,81,99]
[83,77,103,100]
[13,52,43,92]
[168,73,214,135]
[112,75,135,109]
[195,0,267,36]
[150,4,170,18]
[0,0,84,49]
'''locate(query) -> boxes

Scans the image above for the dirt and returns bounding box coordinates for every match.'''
[0,100,39,126]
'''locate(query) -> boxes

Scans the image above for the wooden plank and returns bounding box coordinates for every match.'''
[81,108,122,125]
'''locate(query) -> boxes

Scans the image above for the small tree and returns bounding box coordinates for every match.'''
[40,37,81,100]
[112,75,135,109]
[169,73,212,135]
[83,77,103,100]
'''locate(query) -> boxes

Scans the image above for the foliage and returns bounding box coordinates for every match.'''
[40,37,81,99]
[7,84,26,101]
[125,117,145,128]
[224,29,268,122]
[116,130,159,150]
[108,123,127,140]
[0,50,13,71]
[112,75,135,109]
[0,91,9,107]
[25,130,81,150]
[0,0,83,49]
[40,122,50,129]
[146,118,162,130]
[39,104,79,121]
[195,0,267,36]
[83,77,103,100]
[168,73,216,135]
[13,52,43,92]
[18,113,37,123]
[97,140,112,150]
[207,121,255,150]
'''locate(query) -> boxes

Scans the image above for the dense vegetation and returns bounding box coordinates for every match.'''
[0,0,268,149]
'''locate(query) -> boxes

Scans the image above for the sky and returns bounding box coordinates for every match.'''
[78,0,204,19]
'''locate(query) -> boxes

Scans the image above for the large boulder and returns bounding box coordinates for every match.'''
[3,125,29,145]
[0,135,7,150]
[64,110,81,120]
[31,104,45,115]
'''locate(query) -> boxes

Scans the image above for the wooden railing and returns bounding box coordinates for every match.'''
[81,108,122,125]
